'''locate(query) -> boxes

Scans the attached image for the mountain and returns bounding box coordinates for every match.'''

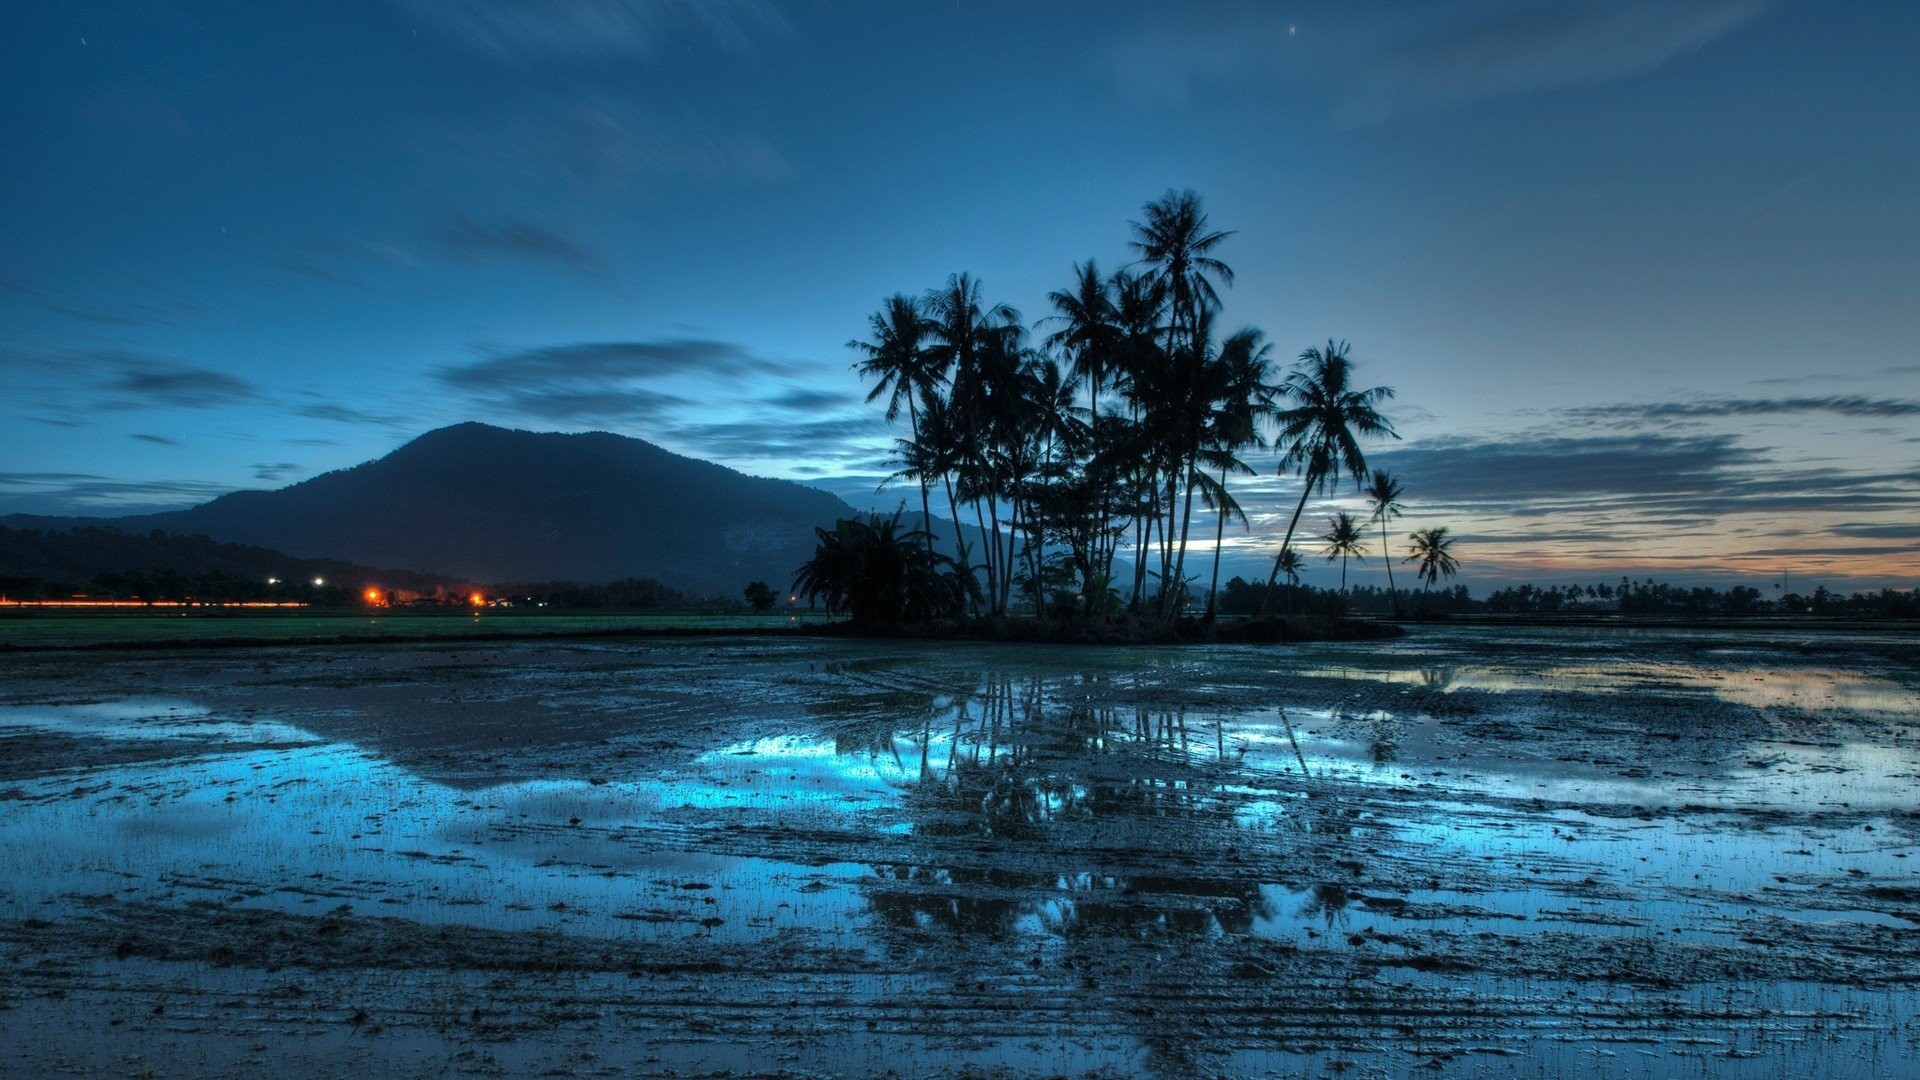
[5,424,859,595]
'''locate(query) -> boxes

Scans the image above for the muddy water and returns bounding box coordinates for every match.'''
[1,626,1916,1077]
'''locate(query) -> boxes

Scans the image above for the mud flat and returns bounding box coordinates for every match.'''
[1,625,1916,1077]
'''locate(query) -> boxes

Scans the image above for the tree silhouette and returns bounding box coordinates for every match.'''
[793,513,973,626]
[1320,511,1367,595]
[850,294,940,550]
[742,580,777,612]
[1405,526,1459,612]
[1365,469,1406,617]
[1255,341,1397,617]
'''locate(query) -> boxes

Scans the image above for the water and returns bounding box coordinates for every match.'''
[0,625,1915,1076]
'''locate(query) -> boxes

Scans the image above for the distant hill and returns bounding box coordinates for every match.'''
[4,424,859,595]
[0,523,454,598]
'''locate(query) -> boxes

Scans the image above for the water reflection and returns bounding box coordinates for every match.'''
[819,670,1365,956]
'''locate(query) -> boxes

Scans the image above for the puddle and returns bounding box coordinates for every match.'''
[1,625,1916,1077]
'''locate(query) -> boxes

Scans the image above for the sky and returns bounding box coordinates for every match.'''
[3,0,1917,593]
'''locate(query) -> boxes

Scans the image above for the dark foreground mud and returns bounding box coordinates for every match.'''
[1,626,1916,1077]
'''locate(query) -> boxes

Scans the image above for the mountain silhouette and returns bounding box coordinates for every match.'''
[6,424,858,594]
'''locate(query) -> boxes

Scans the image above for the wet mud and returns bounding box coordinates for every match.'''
[1,627,1916,1076]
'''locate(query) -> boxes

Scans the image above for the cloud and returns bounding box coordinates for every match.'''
[435,337,838,432]
[1370,432,1759,505]
[1346,0,1774,122]
[664,415,890,465]
[1565,396,1920,425]
[89,352,257,410]
[764,387,864,411]
[0,473,236,515]
[0,275,201,328]
[1359,431,1920,524]
[1743,545,1918,558]
[487,386,691,425]
[443,339,785,391]
[289,399,412,427]
[413,96,791,195]
[1106,1,1773,124]
[130,434,180,447]
[1829,522,1920,541]
[271,257,372,291]
[392,0,792,65]
[251,463,305,482]
[436,215,614,282]
[437,341,712,424]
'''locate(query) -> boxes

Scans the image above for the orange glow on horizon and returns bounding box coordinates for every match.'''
[469,592,485,607]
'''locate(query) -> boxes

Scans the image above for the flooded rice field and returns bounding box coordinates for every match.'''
[1,625,1916,1077]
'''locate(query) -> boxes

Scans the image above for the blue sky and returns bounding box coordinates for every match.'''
[3,0,1917,590]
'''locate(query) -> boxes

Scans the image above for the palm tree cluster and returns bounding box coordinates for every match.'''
[850,189,1407,622]
[792,512,975,626]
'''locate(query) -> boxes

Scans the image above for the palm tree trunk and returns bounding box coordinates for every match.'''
[1380,518,1402,617]
[1167,458,1198,621]
[972,496,996,615]
[1205,465,1229,620]
[1130,484,1150,611]
[942,472,969,610]
[1255,472,1318,618]
[907,403,933,554]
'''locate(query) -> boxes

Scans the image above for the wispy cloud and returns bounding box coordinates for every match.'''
[130,433,180,447]
[251,463,305,482]
[1361,431,1919,524]
[271,257,372,291]
[1106,1,1773,124]
[442,339,785,390]
[0,275,203,328]
[0,473,236,515]
[1344,0,1773,123]
[1829,522,1920,541]
[436,339,764,425]
[288,398,412,427]
[664,416,889,466]
[392,0,793,66]
[1565,396,1920,425]
[436,214,615,284]
[99,360,256,410]
[412,95,791,198]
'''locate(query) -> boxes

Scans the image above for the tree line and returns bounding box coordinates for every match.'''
[811,189,1458,625]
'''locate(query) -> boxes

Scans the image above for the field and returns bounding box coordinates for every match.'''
[1,625,1916,1077]
[0,610,825,650]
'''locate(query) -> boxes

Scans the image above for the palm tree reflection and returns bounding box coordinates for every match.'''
[847,671,1367,946]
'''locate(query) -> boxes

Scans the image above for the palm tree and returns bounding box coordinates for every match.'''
[1255,341,1397,617]
[1130,189,1234,358]
[1201,327,1273,618]
[1043,260,1117,422]
[925,273,1020,612]
[792,512,974,626]
[1273,547,1305,615]
[1364,470,1406,617]
[1321,511,1367,595]
[851,294,939,548]
[1130,191,1234,616]
[1405,526,1459,612]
